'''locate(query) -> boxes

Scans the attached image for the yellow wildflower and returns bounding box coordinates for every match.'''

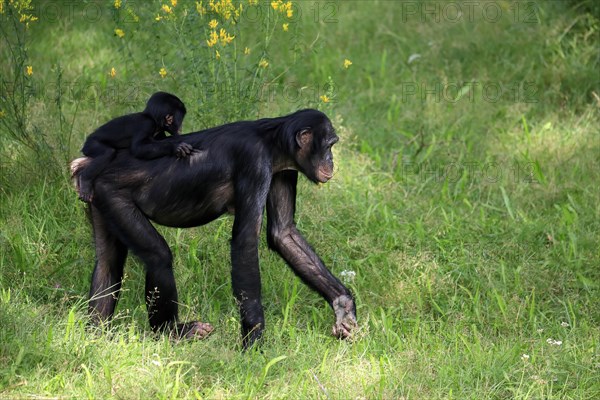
[210,0,237,20]
[343,59,352,69]
[285,2,293,18]
[320,95,330,103]
[283,23,289,31]
[196,2,206,16]
[209,19,218,29]
[271,1,293,17]
[216,50,221,59]
[219,28,234,45]
[0,2,4,14]
[155,14,162,21]
[25,65,33,76]
[244,47,250,55]
[207,30,218,47]
[19,13,38,26]
[162,5,172,13]
[259,59,269,69]
[128,8,140,22]
[109,68,116,78]
[248,0,258,5]
[114,0,122,9]
[115,28,125,38]
[159,68,167,78]
[171,0,178,6]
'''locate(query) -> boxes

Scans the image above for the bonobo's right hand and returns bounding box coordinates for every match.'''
[175,142,193,158]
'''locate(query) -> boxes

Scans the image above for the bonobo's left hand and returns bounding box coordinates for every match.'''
[175,142,193,158]
[332,295,358,338]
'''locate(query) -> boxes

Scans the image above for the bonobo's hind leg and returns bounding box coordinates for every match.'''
[78,143,116,203]
[88,205,128,323]
[92,189,213,339]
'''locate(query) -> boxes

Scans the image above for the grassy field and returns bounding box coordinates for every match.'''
[1,0,599,398]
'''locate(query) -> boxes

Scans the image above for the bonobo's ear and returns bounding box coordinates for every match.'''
[296,128,312,148]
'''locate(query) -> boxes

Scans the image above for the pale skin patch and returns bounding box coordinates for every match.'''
[70,157,92,196]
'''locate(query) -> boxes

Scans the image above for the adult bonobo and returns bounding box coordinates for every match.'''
[71,109,357,348]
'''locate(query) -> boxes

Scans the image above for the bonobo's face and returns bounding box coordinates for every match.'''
[164,111,185,135]
[296,119,339,184]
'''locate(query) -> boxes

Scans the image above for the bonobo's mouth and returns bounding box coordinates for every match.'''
[317,167,334,183]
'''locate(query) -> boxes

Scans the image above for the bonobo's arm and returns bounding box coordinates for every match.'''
[266,171,357,338]
[130,117,192,159]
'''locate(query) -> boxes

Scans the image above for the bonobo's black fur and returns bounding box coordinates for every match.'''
[78,91,192,203]
[73,108,357,348]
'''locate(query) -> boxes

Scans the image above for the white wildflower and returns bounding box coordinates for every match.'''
[408,54,421,64]
[340,270,356,283]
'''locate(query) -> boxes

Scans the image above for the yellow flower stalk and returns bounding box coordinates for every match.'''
[196,2,206,16]
[283,23,289,31]
[109,68,117,78]
[207,30,219,47]
[344,59,353,69]
[209,0,238,20]
[25,65,33,76]
[159,68,167,78]
[320,95,330,103]
[115,28,125,38]
[209,19,218,29]
[271,1,293,18]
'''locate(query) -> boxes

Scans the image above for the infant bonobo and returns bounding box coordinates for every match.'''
[77,91,193,202]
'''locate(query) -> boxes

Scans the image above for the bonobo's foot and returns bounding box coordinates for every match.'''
[175,142,193,158]
[170,321,214,340]
[242,323,263,350]
[332,295,358,339]
[78,179,94,203]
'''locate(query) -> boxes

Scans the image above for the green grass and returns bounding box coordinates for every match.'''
[1,1,599,398]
